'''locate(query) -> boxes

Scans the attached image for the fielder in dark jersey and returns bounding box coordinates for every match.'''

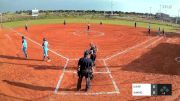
[134,21,137,28]
[162,28,165,36]
[25,24,28,32]
[63,20,66,25]
[148,24,151,34]
[87,24,90,31]
[77,51,93,92]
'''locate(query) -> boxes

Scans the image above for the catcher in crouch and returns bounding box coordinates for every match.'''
[88,43,98,66]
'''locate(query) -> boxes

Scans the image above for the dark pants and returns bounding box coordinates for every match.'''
[148,29,150,34]
[88,26,90,31]
[77,71,92,91]
[25,27,28,31]
[90,54,96,65]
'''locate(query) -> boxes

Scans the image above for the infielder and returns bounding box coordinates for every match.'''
[158,27,161,35]
[87,24,90,31]
[25,24,28,32]
[42,38,51,62]
[22,36,28,59]
[148,23,151,34]
[63,20,66,25]
[134,21,137,28]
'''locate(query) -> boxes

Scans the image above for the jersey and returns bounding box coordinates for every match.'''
[78,57,93,72]
[42,41,48,50]
[22,39,27,48]
[90,46,97,55]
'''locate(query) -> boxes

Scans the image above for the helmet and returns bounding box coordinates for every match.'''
[84,50,89,57]
[43,38,46,41]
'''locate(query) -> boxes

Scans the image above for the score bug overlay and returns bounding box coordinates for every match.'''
[132,84,172,96]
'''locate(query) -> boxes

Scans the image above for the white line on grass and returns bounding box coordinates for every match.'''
[103,60,120,93]
[54,59,69,93]
[104,36,159,61]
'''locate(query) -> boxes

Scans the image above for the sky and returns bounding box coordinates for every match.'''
[0,0,180,17]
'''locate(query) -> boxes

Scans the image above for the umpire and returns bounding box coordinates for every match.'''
[77,51,93,92]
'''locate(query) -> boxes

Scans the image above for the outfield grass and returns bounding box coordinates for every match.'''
[3,18,178,32]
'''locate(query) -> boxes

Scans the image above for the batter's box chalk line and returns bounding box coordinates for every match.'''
[57,91,119,95]
[65,70,110,74]
[5,26,70,94]
[6,26,159,95]
[55,59,120,95]
[69,58,104,61]
[6,26,119,95]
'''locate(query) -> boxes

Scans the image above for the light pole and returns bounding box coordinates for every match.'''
[177,9,180,24]
[111,0,113,15]
[149,7,152,18]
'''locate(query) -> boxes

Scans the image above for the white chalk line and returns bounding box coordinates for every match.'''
[69,58,104,61]
[6,26,118,95]
[54,59,69,93]
[6,26,160,95]
[7,27,72,94]
[6,27,68,60]
[104,36,159,61]
[65,70,110,74]
[4,26,71,94]
[101,36,163,94]
[57,91,119,95]
[103,60,120,93]
[145,37,163,48]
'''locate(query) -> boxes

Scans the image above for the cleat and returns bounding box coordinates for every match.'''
[47,59,51,62]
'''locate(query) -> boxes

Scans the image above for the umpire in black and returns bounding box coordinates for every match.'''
[77,50,93,92]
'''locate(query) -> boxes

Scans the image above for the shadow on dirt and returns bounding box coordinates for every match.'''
[2,80,77,92]
[0,55,42,61]
[0,61,63,70]
[121,43,180,75]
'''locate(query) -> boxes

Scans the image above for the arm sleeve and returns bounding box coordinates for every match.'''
[78,59,81,66]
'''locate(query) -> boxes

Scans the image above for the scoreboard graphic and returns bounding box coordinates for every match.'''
[132,84,172,96]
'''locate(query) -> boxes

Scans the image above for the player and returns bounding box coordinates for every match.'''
[22,36,28,59]
[63,20,66,25]
[87,23,90,31]
[162,28,165,36]
[42,38,51,62]
[77,51,93,92]
[25,24,28,32]
[89,43,97,66]
[148,23,151,34]
[99,21,102,25]
[134,21,137,28]
[158,27,161,35]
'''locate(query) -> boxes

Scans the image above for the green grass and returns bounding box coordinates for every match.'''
[3,18,178,32]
